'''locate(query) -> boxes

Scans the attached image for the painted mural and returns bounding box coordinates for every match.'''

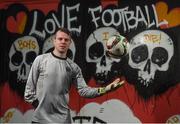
[0,0,180,123]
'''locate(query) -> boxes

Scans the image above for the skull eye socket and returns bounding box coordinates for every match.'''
[45,47,54,53]
[26,51,37,65]
[11,51,23,66]
[152,47,168,67]
[131,44,148,64]
[89,42,104,60]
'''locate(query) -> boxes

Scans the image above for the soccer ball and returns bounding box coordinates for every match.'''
[106,34,129,59]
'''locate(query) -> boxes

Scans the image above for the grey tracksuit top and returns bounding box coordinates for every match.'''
[24,52,100,123]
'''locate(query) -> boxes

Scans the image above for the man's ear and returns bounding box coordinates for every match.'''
[53,35,56,43]
[52,37,56,47]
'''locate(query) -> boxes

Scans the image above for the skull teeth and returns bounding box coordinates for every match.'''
[138,77,153,87]
[17,77,26,83]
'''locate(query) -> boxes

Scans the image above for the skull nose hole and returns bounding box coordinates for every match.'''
[100,55,106,66]
[20,63,26,76]
[144,59,151,74]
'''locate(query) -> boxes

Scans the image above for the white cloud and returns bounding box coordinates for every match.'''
[73,99,141,123]
[1,108,34,123]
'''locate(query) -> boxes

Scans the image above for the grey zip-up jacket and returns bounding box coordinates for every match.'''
[24,52,100,123]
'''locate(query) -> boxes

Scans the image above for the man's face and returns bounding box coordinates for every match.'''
[54,31,71,54]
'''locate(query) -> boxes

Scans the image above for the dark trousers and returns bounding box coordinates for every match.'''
[32,121,39,123]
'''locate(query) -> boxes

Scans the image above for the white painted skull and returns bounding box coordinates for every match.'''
[86,27,121,83]
[128,30,174,87]
[42,35,76,60]
[9,36,39,83]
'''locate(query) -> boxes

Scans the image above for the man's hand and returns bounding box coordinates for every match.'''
[105,78,125,92]
[98,78,125,95]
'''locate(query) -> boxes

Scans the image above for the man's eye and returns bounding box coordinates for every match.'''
[65,39,70,42]
[59,38,63,40]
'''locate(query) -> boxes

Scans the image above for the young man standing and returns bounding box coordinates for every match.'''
[24,27,124,123]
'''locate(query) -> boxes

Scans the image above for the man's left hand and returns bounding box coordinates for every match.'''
[105,78,125,92]
[98,78,125,95]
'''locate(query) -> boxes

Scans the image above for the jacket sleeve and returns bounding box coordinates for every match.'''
[73,64,100,98]
[24,56,41,103]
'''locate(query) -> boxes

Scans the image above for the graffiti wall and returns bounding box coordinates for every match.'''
[0,0,180,123]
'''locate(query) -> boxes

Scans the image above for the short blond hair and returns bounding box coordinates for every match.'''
[55,27,71,39]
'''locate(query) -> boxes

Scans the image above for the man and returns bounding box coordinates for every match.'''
[24,27,124,123]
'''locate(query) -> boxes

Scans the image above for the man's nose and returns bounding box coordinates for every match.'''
[61,39,66,43]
